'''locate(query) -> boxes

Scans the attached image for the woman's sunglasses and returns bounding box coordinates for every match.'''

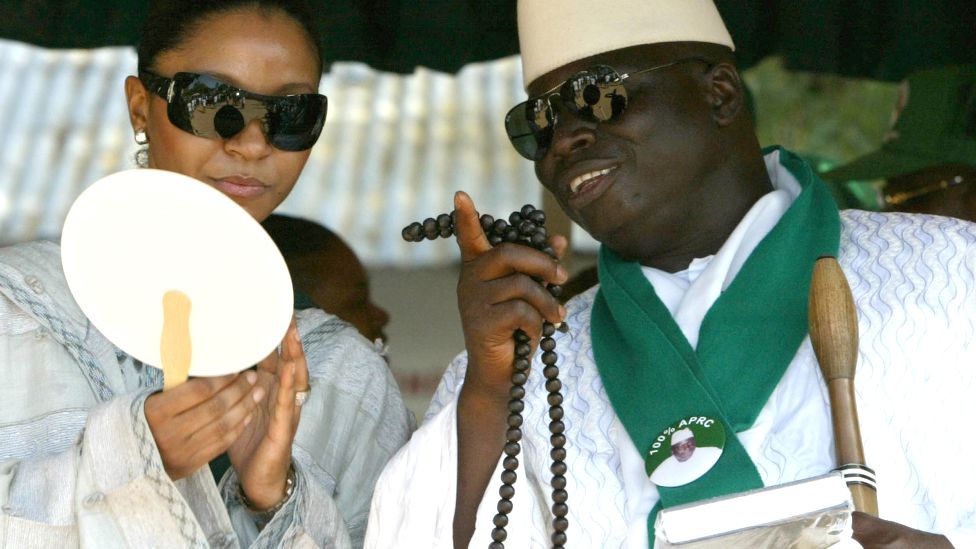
[504,57,706,161]
[139,71,328,152]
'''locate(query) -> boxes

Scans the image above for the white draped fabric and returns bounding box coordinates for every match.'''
[366,157,976,548]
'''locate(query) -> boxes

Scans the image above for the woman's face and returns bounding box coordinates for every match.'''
[125,8,321,222]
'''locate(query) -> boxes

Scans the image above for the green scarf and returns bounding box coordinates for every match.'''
[591,148,840,542]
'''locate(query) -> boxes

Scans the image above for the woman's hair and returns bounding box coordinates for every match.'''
[137,0,324,74]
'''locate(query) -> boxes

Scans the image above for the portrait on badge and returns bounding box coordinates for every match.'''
[646,419,725,488]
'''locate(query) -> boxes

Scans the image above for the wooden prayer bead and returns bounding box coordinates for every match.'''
[402,205,568,549]
[551,473,566,489]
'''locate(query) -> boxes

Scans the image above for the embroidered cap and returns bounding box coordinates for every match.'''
[821,65,976,182]
[517,0,735,90]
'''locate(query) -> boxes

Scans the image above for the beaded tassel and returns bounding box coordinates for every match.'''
[403,204,569,549]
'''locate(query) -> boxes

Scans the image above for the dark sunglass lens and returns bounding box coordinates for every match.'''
[582,84,601,105]
[530,129,553,161]
[167,99,195,135]
[267,95,327,151]
[562,66,627,122]
[610,93,626,117]
[595,84,627,121]
[505,102,552,160]
[213,105,246,138]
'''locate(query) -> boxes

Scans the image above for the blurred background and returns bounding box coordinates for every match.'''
[1,0,972,418]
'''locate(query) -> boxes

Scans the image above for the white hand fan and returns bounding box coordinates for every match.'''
[61,169,293,388]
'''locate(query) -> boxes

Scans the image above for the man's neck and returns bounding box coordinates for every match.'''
[636,153,773,272]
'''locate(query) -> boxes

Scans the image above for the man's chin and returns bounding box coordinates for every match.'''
[577,215,625,247]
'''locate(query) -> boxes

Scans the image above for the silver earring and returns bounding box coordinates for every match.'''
[134,129,148,145]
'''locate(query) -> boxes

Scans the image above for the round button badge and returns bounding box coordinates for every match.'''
[645,415,726,487]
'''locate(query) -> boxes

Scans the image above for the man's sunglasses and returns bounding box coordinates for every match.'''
[139,71,328,152]
[504,57,707,160]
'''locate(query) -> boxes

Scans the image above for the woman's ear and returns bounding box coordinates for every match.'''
[124,75,150,133]
[703,62,744,127]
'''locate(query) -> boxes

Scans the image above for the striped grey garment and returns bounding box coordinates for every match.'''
[0,261,115,402]
[0,240,413,548]
[367,209,976,548]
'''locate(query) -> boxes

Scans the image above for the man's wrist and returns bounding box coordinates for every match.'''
[459,381,511,415]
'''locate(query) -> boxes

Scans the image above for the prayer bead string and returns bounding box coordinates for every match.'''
[402,204,569,549]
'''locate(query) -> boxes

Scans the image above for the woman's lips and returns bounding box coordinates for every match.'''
[213,176,268,198]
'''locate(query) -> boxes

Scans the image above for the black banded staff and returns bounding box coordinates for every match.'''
[365,1,976,548]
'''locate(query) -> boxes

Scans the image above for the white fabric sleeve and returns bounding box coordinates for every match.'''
[278,311,413,549]
[1,390,237,548]
[364,396,460,548]
[944,527,976,548]
[365,351,469,547]
[366,350,555,548]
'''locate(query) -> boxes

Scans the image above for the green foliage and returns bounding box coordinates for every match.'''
[744,57,899,209]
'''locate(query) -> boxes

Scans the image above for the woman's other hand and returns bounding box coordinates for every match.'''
[228,318,309,510]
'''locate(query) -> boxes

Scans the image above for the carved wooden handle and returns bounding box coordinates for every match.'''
[161,290,192,391]
[808,256,878,516]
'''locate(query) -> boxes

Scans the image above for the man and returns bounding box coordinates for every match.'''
[366,1,975,548]
[821,65,976,221]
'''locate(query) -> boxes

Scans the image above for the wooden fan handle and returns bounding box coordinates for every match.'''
[161,290,192,391]
[808,256,878,516]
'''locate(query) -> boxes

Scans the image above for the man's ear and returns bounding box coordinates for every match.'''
[124,75,150,133]
[703,62,744,127]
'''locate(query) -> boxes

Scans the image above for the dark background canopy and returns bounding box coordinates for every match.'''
[2,0,974,80]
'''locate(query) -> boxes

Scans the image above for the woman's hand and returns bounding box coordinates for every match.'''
[145,369,265,481]
[228,318,309,510]
[852,512,953,548]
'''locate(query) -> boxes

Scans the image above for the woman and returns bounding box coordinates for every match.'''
[0,1,412,547]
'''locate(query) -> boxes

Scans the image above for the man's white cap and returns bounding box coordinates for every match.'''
[518,0,735,90]
[671,428,695,444]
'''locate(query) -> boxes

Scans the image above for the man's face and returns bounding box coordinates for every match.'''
[529,45,723,265]
[671,437,697,462]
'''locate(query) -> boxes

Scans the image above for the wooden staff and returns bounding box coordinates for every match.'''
[808,256,878,516]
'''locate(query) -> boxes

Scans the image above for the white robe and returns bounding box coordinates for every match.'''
[366,155,976,548]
